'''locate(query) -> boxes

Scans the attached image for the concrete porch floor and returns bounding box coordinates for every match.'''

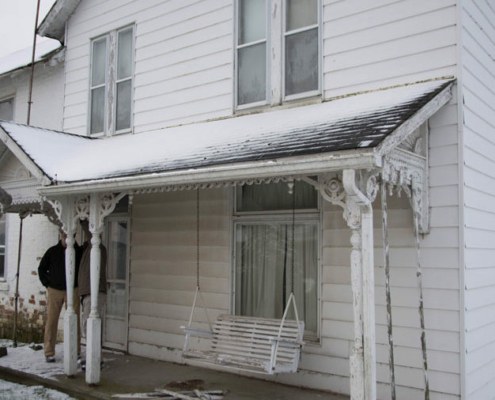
[0,348,349,400]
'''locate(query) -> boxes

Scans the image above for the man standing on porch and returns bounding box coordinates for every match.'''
[78,220,107,367]
[38,231,81,363]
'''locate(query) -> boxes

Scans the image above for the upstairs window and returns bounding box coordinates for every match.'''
[284,0,319,98]
[0,97,14,121]
[235,0,320,109]
[90,26,134,135]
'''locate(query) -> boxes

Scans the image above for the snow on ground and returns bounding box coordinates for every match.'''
[0,379,77,400]
[0,340,65,380]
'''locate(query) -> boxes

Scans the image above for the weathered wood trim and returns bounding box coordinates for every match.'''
[375,83,453,157]
[0,126,51,186]
[38,150,380,196]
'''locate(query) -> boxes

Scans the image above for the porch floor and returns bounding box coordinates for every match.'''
[0,344,349,400]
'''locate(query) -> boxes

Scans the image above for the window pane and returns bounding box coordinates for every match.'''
[117,29,133,80]
[90,87,105,134]
[116,80,132,131]
[239,0,266,44]
[235,224,318,333]
[107,220,128,281]
[236,180,317,212]
[285,28,318,96]
[106,282,126,318]
[286,0,318,31]
[92,38,107,87]
[0,98,13,121]
[238,43,266,105]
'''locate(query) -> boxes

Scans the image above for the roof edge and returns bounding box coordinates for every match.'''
[0,126,52,186]
[38,0,82,42]
[375,80,455,156]
[38,149,381,196]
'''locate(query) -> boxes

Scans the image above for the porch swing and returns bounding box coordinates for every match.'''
[182,186,305,374]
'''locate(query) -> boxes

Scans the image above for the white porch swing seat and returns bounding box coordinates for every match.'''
[182,289,305,374]
[181,189,305,375]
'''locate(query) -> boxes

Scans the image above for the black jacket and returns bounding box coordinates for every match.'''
[38,241,82,290]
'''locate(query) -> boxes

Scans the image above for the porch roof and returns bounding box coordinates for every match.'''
[0,79,453,196]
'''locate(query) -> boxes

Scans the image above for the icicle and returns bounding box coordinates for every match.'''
[381,181,396,400]
[413,200,430,400]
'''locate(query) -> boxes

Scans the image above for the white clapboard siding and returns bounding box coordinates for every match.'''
[129,189,231,347]
[322,0,457,98]
[461,0,495,398]
[62,0,233,134]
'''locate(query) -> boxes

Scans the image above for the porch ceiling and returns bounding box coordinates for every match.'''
[0,79,453,196]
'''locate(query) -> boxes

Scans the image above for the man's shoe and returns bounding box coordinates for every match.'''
[45,356,55,363]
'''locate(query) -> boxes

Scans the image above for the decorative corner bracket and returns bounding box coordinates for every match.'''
[382,149,429,234]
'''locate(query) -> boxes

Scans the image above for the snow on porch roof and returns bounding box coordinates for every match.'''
[0,79,453,191]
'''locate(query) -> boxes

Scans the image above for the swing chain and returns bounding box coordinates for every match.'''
[197,188,200,289]
[291,183,296,294]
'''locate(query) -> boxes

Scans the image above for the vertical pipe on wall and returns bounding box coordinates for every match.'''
[12,215,25,348]
[27,0,42,125]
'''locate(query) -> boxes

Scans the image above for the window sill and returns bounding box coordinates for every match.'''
[0,281,9,292]
[234,94,322,116]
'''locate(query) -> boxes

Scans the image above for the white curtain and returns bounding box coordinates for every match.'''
[235,223,318,333]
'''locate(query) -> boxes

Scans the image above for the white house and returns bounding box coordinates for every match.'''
[0,39,65,343]
[0,1,494,400]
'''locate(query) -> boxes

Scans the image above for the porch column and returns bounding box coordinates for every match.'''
[342,170,377,400]
[56,196,78,376]
[86,193,103,385]
[86,192,123,385]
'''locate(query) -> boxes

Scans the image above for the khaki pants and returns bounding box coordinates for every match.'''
[44,287,81,357]
[81,293,107,340]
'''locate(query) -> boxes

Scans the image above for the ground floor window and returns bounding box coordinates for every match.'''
[234,180,319,337]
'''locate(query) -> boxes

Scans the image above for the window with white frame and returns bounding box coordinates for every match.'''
[90,26,134,135]
[0,97,14,121]
[234,180,319,338]
[235,0,320,108]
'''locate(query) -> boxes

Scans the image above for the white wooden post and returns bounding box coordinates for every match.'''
[48,196,78,376]
[342,170,377,400]
[86,193,103,385]
[85,192,123,385]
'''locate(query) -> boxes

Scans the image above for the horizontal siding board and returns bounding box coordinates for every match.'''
[429,145,458,167]
[325,26,457,72]
[429,124,459,148]
[323,0,455,37]
[324,7,456,54]
[465,285,495,310]
[465,321,495,353]
[324,47,457,93]
[135,78,231,114]
[134,35,232,76]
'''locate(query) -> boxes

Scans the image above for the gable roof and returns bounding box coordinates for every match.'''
[0,40,63,78]
[0,79,454,195]
[38,0,83,42]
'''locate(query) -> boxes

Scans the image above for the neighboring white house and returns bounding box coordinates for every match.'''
[0,39,65,342]
[0,1,494,400]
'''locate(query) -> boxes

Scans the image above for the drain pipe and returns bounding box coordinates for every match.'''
[13,213,27,348]
[27,0,41,125]
[342,169,376,400]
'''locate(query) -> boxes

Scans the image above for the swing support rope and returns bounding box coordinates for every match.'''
[381,182,396,400]
[184,189,213,335]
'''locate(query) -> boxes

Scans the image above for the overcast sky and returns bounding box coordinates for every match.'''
[0,0,58,58]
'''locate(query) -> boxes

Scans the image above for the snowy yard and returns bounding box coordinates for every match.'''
[0,379,77,400]
[0,340,65,380]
